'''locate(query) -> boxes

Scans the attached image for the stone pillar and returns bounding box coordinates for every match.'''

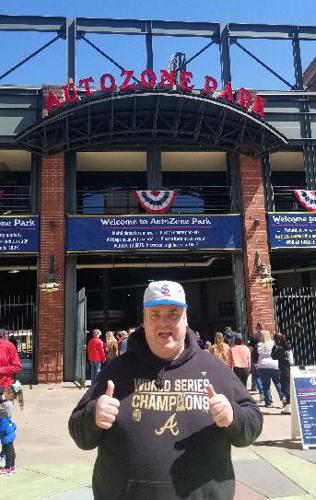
[37,153,65,382]
[239,154,275,333]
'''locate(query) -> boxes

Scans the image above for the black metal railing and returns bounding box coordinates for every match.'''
[0,185,31,214]
[76,185,231,214]
[274,286,316,366]
[273,186,305,212]
[0,293,35,383]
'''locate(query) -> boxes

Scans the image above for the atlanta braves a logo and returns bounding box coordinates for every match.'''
[155,413,179,436]
[161,285,171,296]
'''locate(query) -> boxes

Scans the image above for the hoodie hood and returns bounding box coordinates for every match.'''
[127,325,198,371]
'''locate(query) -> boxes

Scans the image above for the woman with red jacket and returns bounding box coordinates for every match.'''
[0,335,21,390]
[87,329,105,385]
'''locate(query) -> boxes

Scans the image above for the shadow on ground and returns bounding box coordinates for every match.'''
[254,439,302,450]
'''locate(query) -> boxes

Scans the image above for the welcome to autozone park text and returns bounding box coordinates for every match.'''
[100,217,212,226]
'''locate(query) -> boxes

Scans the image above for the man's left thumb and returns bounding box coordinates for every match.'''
[208,384,217,399]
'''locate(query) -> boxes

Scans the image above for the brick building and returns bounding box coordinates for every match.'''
[0,16,316,383]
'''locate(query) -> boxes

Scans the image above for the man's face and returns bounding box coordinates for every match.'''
[143,304,188,360]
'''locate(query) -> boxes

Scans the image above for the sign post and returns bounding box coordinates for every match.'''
[291,366,316,449]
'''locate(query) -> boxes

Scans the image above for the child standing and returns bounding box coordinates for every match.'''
[0,380,24,475]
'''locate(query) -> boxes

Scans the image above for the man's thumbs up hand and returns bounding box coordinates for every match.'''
[208,384,233,428]
[207,384,217,399]
[105,380,114,397]
[95,380,120,430]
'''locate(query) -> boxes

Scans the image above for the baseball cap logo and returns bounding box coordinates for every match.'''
[161,284,171,296]
[143,281,187,308]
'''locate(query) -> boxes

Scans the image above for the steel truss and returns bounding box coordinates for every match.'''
[0,16,315,89]
[17,90,287,155]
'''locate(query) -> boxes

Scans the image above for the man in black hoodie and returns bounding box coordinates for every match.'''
[69,280,262,500]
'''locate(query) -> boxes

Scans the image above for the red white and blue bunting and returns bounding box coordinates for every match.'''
[293,190,316,213]
[134,190,176,214]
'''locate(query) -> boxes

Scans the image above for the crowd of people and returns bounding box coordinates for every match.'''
[88,319,294,417]
[87,327,135,384]
[195,322,293,414]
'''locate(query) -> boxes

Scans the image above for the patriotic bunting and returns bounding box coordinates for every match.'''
[293,190,316,213]
[134,190,176,213]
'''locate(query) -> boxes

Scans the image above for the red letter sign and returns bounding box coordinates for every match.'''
[140,69,157,88]
[63,82,79,104]
[237,87,252,109]
[100,73,116,93]
[120,70,136,91]
[159,70,176,89]
[47,91,63,113]
[251,95,265,117]
[179,71,194,91]
[218,82,233,102]
[79,77,94,96]
[202,75,218,95]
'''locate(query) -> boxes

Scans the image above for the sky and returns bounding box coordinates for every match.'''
[0,0,316,90]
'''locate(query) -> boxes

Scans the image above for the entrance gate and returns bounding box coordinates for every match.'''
[74,287,87,388]
[0,293,36,383]
[273,287,316,366]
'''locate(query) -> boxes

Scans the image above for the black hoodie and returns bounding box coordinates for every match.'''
[271,341,292,372]
[69,327,262,500]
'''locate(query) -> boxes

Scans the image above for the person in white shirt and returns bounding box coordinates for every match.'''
[254,330,283,407]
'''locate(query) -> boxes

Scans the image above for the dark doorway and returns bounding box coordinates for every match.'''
[0,266,37,384]
[77,255,236,343]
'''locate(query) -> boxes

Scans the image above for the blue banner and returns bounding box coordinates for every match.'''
[67,215,242,252]
[0,216,39,253]
[268,212,316,248]
[294,376,316,448]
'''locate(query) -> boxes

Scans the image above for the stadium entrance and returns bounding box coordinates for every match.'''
[77,253,236,342]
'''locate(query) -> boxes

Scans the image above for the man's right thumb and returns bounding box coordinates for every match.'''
[207,384,217,399]
[105,380,114,397]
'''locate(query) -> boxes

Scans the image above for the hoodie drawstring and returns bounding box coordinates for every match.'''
[154,364,166,389]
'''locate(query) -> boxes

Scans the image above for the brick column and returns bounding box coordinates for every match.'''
[37,153,65,382]
[239,154,275,334]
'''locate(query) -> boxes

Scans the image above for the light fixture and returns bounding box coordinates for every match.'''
[39,254,61,293]
[255,251,275,286]
[8,269,20,274]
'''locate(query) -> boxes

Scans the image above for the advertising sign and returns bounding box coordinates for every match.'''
[0,216,39,253]
[67,214,242,253]
[291,366,316,449]
[268,212,316,249]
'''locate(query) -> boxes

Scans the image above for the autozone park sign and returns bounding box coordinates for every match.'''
[47,68,266,118]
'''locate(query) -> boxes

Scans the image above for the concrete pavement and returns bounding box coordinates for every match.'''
[1,383,315,500]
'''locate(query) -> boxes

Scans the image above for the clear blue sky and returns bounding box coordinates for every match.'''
[1,0,316,90]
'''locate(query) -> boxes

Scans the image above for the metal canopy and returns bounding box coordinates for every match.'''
[16,90,287,155]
